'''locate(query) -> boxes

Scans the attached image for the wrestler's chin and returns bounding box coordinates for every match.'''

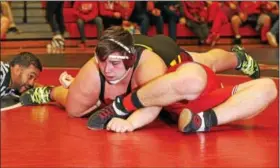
[19,86,28,93]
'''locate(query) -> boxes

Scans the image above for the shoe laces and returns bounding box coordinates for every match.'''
[30,87,50,104]
[98,105,116,120]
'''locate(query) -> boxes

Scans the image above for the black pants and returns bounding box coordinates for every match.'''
[46,1,65,35]
[101,16,122,30]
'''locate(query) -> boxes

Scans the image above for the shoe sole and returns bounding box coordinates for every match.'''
[266,33,278,48]
[87,126,104,131]
[178,109,192,132]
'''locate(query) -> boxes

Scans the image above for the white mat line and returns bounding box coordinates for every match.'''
[1,103,22,112]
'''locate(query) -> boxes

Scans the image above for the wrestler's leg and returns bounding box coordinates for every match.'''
[188,49,238,73]
[86,62,209,129]
[179,78,277,133]
[126,62,208,110]
[188,46,260,79]
[214,78,277,123]
[50,86,68,107]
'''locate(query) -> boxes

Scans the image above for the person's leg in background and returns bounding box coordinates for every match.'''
[45,1,65,49]
[132,13,150,35]
[76,18,87,46]
[55,1,65,36]
[266,19,279,47]
[1,1,20,33]
[231,14,243,45]
[0,15,10,38]
[77,16,103,48]
[150,14,164,34]
[163,9,178,41]
[258,13,271,43]
[187,20,206,45]
[206,10,228,47]
[93,16,104,39]
[200,23,209,44]
[46,1,58,35]
[101,16,122,30]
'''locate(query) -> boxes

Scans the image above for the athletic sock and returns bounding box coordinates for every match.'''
[113,91,144,115]
[196,109,218,132]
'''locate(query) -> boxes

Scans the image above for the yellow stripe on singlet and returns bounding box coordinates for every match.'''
[170,60,177,66]
[177,55,181,63]
[134,44,153,51]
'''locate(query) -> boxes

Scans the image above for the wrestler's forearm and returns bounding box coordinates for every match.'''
[127,106,162,130]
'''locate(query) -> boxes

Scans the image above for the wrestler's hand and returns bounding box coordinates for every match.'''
[59,71,74,88]
[106,118,134,133]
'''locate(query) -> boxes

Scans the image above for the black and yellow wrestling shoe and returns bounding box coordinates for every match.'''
[232,45,260,79]
[20,86,53,105]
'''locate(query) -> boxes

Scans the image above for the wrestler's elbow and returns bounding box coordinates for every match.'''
[65,99,85,117]
[66,105,81,117]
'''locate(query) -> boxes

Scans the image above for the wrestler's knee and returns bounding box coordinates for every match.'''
[257,78,277,102]
[172,63,207,100]
[66,106,85,118]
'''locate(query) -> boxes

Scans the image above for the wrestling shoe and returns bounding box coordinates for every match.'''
[232,45,260,79]
[178,109,211,133]
[47,34,65,49]
[20,86,53,105]
[87,96,129,130]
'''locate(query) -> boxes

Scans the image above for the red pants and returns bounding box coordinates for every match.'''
[164,62,234,114]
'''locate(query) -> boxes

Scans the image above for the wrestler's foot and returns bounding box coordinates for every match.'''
[20,86,53,105]
[87,96,129,130]
[178,109,212,133]
[232,45,260,79]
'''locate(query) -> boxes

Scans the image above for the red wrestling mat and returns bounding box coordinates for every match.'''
[1,69,279,167]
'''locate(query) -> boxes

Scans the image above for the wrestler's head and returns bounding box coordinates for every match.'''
[9,52,42,93]
[95,26,136,84]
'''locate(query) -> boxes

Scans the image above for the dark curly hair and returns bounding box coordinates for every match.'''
[9,52,43,71]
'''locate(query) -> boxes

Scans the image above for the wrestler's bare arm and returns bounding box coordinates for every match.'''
[127,50,167,130]
[66,58,101,117]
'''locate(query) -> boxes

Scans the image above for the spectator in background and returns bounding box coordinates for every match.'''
[147,1,164,35]
[1,1,20,34]
[206,1,240,47]
[130,1,163,35]
[46,1,65,49]
[74,1,103,48]
[231,1,271,45]
[262,1,279,47]
[181,1,209,45]
[99,1,135,29]
[0,11,10,38]
[157,1,185,41]
[266,19,279,47]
